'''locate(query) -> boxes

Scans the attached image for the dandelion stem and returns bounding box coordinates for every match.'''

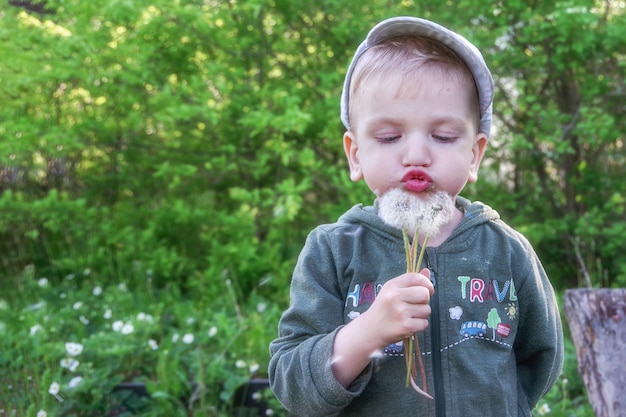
[403,230,431,398]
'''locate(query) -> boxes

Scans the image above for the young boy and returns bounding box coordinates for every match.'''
[269,16,563,417]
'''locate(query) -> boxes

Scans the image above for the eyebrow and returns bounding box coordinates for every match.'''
[362,115,472,132]
[430,116,473,130]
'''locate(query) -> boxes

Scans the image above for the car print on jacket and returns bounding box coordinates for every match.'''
[459,321,487,338]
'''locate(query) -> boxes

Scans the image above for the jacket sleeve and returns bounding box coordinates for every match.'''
[514,241,564,409]
[268,227,372,416]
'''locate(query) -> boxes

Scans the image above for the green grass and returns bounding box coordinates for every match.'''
[0,265,285,417]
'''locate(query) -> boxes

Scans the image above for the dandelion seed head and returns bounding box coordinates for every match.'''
[249,363,260,374]
[236,359,246,369]
[265,409,274,416]
[182,333,194,344]
[252,392,262,401]
[79,316,89,325]
[38,278,49,287]
[37,410,47,417]
[172,333,179,343]
[72,301,83,310]
[92,286,102,296]
[148,339,159,350]
[103,309,112,319]
[378,188,425,232]
[112,320,124,332]
[378,189,454,237]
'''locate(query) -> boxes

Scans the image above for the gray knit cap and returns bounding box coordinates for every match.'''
[340,16,494,137]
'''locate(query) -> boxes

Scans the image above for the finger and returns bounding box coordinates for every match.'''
[403,271,434,295]
[418,268,435,295]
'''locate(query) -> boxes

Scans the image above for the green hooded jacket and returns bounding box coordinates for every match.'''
[269,197,564,417]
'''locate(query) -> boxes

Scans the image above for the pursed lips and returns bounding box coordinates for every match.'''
[401,170,434,193]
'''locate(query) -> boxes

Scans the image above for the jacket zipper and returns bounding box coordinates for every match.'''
[426,251,445,416]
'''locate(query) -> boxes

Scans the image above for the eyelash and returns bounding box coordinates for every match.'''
[375,134,457,143]
[432,135,456,142]
[376,135,401,143]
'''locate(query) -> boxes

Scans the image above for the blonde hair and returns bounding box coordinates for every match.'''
[348,35,480,127]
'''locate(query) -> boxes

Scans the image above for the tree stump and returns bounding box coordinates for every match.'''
[563,289,626,417]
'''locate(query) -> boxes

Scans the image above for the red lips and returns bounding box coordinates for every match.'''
[402,170,433,192]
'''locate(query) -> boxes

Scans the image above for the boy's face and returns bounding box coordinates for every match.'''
[343,72,487,201]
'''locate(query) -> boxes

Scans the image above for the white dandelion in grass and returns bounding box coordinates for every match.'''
[537,403,551,415]
[37,410,47,417]
[182,333,194,344]
[121,323,134,335]
[378,188,455,399]
[30,324,42,335]
[48,381,63,402]
[112,320,124,332]
[60,358,80,372]
[65,342,83,357]
[148,339,159,351]
[68,376,83,389]
[137,312,154,322]
[208,326,218,337]
[48,382,60,394]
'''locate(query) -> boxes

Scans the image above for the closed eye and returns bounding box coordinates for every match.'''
[432,134,457,143]
[376,135,401,144]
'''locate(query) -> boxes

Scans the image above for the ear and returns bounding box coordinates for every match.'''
[343,131,363,182]
[467,133,488,183]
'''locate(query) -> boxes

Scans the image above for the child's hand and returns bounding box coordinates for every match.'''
[363,268,434,349]
[332,268,434,387]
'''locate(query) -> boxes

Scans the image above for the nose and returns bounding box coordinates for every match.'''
[401,135,431,167]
